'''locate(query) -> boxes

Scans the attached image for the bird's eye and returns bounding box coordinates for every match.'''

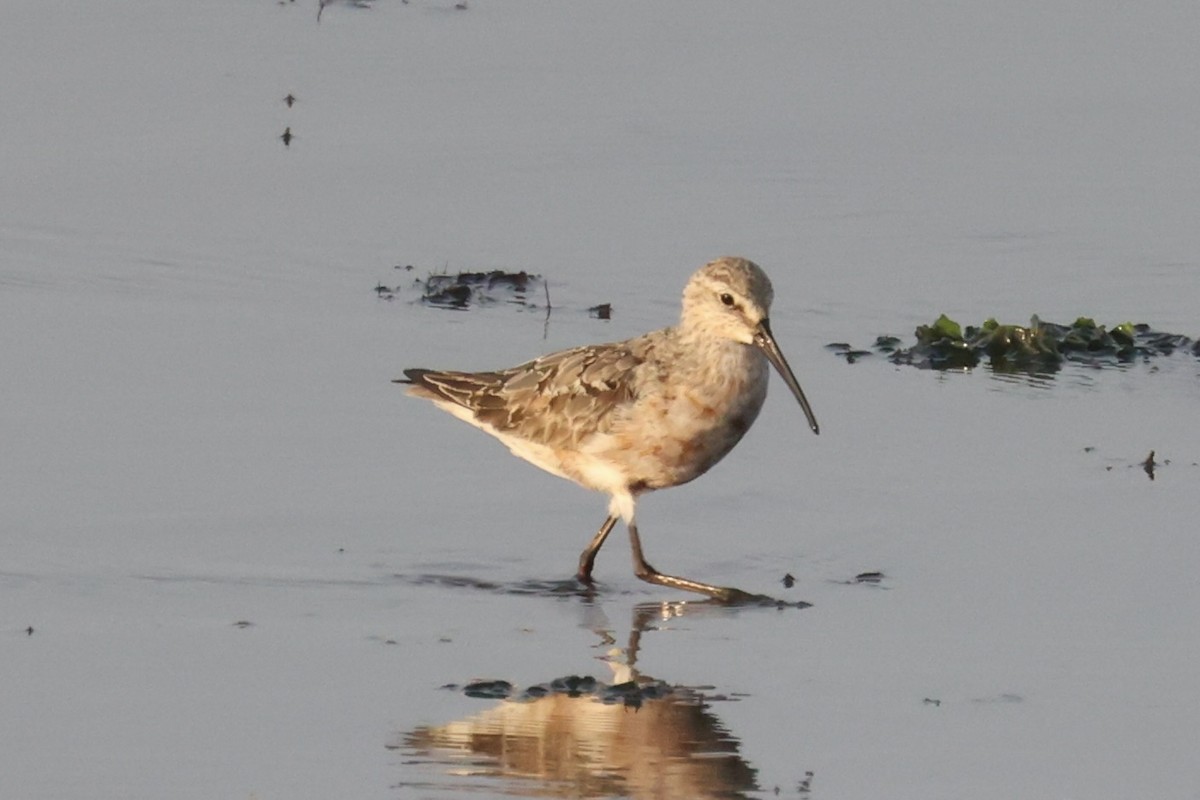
[719,293,735,307]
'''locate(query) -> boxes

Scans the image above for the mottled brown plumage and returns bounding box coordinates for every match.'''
[405,340,642,450]
[400,257,819,602]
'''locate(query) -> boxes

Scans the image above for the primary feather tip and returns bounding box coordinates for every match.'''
[394,368,430,385]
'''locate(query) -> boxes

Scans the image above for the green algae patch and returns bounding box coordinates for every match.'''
[831,316,1199,374]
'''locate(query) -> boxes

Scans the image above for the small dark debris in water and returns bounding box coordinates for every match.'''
[462,679,513,699]
[25,626,34,636]
[854,571,884,584]
[781,572,796,588]
[318,0,373,23]
[280,126,293,147]
[797,771,815,794]
[283,93,296,108]
[589,303,613,320]
[454,0,468,8]
[393,264,415,271]
[825,342,873,364]
[839,314,1199,375]
[1083,446,1096,453]
[233,620,254,629]
[873,335,902,352]
[1142,450,1156,480]
[923,697,942,707]
[437,636,452,643]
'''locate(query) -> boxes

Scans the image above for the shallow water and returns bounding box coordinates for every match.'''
[4,2,1200,799]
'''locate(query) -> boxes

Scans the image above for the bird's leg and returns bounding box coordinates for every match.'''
[576,514,618,584]
[627,522,757,604]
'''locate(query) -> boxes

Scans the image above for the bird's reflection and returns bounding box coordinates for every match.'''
[396,601,758,799]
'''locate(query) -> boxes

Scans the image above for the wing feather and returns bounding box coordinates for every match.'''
[400,336,658,447]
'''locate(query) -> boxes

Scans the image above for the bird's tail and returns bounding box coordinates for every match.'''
[393,368,430,385]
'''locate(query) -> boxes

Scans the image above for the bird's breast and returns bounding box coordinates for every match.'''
[590,342,769,491]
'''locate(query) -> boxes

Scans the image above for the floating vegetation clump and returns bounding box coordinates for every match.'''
[376,268,546,310]
[376,265,616,322]
[420,270,540,309]
[830,315,1199,374]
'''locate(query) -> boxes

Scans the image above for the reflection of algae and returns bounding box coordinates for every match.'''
[832,315,1199,374]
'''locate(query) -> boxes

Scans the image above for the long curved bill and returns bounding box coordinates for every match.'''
[753,319,819,435]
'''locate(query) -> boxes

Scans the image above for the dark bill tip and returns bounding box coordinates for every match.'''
[754,319,819,435]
